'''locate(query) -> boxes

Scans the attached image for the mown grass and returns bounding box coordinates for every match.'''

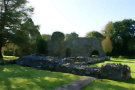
[82,58,135,90]
[0,56,18,61]
[1,56,135,90]
[0,65,82,90]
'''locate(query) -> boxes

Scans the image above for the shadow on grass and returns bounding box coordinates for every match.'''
[119,73,135,84]
[123,78,135,84]
[0,77,12,90]
[0,64,81,90]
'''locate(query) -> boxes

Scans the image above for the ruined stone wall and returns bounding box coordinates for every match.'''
[47,32,65,57]
[62,56,110,65]
[47,32,105,57]
[62,38,105,57]
[14,56,131,81]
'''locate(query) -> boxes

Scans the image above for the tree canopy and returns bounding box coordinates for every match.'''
[42,34,51,41]
[86,31,104,41]
[102,22,113,36]
[105,19,135,55]
[65,32,79,40]
[0,0,37,58]
[102,37,113,55]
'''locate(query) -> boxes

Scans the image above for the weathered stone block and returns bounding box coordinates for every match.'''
[100,63,131,80]
[15,56,131,81]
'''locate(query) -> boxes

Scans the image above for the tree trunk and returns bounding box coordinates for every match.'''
[0,45,3,58]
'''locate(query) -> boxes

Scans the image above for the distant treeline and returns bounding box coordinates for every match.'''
[42,19,135,56]
[2,19,135,57]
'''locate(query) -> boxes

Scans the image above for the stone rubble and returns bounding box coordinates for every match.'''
[0,55,131,80]
[13,55,131,81]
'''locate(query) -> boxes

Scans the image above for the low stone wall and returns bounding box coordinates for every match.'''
[62,56,110,64]
[0,60,16,65]
[101,63,131,80]
[15,56,131,81]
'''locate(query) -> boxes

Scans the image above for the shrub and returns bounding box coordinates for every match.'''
[102,37,113,55]
[36,36,48,54]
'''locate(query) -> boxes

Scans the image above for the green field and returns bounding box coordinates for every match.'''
[82,58,135,90]
[0,57,135,90]
[0,65,82,90]
[0,56,18,61]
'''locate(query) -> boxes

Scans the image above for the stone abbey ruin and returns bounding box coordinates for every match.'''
[48,32,105,57]
[0,32,131,81]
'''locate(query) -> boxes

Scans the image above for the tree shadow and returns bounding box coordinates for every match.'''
[0,64,80,90]
[119,77,135,84]
[0,67,12,90]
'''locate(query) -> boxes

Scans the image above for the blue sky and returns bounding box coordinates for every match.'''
[29,0,135,36]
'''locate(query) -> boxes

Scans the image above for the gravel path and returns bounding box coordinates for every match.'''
[54,76,96,90]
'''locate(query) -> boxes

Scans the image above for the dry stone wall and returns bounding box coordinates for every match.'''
[48,33,105,57]
[0,56,131,81]
[0,60,16,65]
[61,38,105,57]
[62,56,110,65]
[14,56,131,81]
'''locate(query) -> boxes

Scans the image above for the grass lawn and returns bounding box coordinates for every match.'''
[1,56,135,90]
[82,58,135,90]
[0,65,82,90]
[0,56,18,61]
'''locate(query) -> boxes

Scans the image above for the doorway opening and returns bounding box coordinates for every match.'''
[90,50,99,57]
[65,48,71,57]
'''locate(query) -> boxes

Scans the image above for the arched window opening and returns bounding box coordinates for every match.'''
[90,50,99,57]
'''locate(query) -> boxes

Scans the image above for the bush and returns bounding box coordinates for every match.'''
[36,36,48,54]
[102,37,113,55]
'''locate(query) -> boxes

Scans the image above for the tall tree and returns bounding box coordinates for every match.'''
[36,35,48,54]
[42,34,51,41]
[0,0,34,58]
[102,22,113,36]
[105,19,135,55]
[18,18,40,55]
[102,37,113,55]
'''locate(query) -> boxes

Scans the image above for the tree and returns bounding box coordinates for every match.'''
[102,37,113,55]
[86,31,104,41]
[102,22,113,36]
[127,39,135,55]
[12,18,41,56]
[42,34,51,41]
[2,43,19,56]
[105,19,135,55]
[36,35,48,54]
[65,32,79,40]
[0,0,34,58]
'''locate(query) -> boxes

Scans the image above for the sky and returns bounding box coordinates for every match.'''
[28,0,135,37]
